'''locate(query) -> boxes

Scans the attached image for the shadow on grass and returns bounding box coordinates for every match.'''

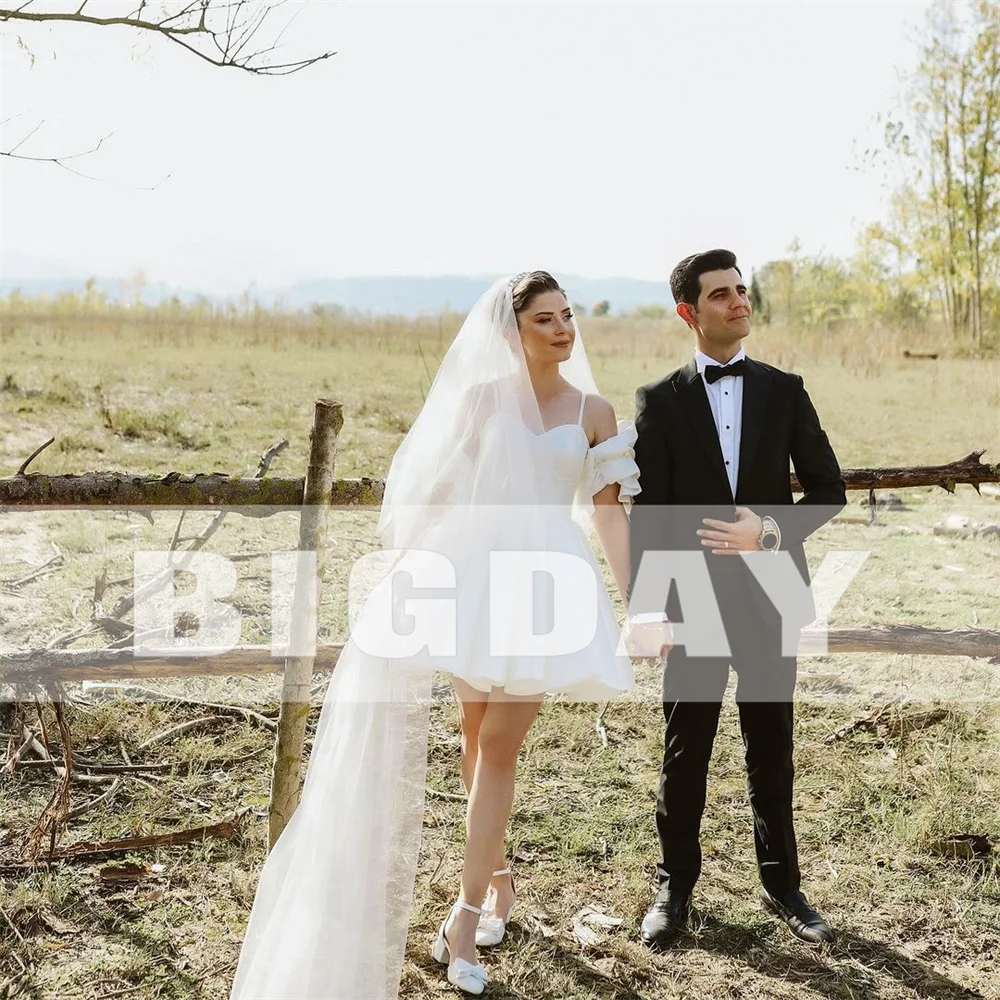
[687,913,986,1000]
[412,913,991,1000]
[408,924,656,1000]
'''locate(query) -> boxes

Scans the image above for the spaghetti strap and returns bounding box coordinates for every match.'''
[576,390,587,426]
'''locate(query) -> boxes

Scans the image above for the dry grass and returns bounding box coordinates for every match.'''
[0,305,998,1000]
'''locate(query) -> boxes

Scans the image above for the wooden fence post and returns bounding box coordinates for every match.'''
[267,399,342,849]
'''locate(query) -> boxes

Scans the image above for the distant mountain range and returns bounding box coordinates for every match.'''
[0,273,676,316]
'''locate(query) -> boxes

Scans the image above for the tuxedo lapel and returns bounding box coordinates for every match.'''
[736,358,772,501]
[674,359,731,495]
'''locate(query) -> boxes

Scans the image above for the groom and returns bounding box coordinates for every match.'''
[626,249,846,947]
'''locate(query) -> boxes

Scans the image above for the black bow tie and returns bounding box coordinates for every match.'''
[704,359,746,385]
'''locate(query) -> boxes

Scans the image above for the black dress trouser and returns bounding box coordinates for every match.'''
[654,567,801,897]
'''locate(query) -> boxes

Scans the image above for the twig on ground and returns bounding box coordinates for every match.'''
[80,683,278,731]
[136,715,228,750]
[14,759,168,775]
[0,904,28,974]
[3,729,35,775]
[425,784,466,802]
[66,777,123,821]
[91,983,148,1000]
[824,703,894,745]
[2,542,64,589]
[22,701,74,861]
[44,622,100,650]
[595,702,610,748]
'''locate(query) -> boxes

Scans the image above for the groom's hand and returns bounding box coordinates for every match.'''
[697,506,763,555]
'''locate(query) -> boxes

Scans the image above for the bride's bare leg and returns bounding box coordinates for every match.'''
[454,678,488,796]
[446,689,542,964]
[454,681,516,920]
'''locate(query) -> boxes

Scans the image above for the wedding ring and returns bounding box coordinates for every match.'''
[724,541,729,548]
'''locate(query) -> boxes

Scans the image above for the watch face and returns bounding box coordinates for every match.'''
[761,534,778,550]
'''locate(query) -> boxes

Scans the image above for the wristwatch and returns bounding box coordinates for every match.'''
[758,515,781,551]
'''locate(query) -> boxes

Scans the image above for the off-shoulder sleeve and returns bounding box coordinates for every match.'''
[582,419,641,501]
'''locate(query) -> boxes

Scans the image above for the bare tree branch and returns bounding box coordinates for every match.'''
[0,0,336,75]
[5,117,44,155]
[0,125,170,188]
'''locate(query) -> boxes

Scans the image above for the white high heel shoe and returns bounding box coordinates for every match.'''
[432,899,489,995]
[476,868,516,947]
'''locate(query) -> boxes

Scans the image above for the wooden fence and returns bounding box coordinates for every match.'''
[2,399,998,844]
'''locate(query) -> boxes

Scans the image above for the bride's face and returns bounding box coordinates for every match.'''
[516,290,575,365]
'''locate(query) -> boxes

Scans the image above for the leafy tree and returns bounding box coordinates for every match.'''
[591,300,610,317]
[749,270,769,323]
[879,0,999,342]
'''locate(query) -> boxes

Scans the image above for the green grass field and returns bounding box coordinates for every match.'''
[1,308,998,1000]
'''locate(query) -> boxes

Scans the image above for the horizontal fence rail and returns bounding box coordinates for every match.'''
[2,626,997,686]
[0,451,996,509]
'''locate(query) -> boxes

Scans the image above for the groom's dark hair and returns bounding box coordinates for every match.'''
[670,249,742,307]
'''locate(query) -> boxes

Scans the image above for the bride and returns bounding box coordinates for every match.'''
[230,272,652,998]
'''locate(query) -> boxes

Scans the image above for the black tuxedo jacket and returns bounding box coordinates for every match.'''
[628,356,846,626]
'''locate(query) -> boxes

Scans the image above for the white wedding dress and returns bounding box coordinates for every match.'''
[351,406,640,700]
[231,276,640,1000]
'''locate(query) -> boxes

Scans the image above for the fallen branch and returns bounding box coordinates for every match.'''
[2,809,250,869]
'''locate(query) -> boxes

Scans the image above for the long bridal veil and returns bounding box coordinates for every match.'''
[230,274,604,1000]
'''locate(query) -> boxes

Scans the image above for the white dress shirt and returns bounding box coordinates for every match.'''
[695,346,746,499]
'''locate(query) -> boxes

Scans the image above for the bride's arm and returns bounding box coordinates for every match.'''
[587,397,633,605]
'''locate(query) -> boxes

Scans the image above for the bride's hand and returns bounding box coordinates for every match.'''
[623,619,673,665]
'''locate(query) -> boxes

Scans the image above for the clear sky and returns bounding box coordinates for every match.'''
[0,0,930,295]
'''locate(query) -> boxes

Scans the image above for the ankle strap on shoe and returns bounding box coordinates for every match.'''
[455,898,483,916]
[492,868,511,877]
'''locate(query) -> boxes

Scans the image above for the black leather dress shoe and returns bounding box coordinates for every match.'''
[760,888,835,944]
[640,886,691,949]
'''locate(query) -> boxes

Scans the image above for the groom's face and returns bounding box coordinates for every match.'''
[687,268,752,342]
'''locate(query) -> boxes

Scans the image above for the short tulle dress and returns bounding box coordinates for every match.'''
[350,405,641,701]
